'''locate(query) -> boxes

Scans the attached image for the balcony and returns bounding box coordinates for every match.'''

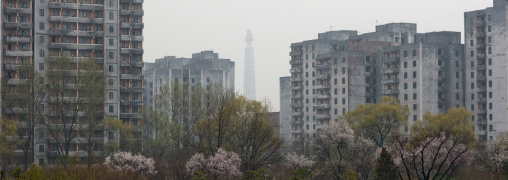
[476,32,486,38]
[4,36,31,43]
[4,50,32,57]
[289,86,303,90]
[383,57,400,63]
[316,74,331,79]
[476,21,486,27]
[120,22,144,29]
[4,7,32,14]
[120,10,144,16]
[290,59,303,65]
[120,48,144,55]
[382,89,399,95]
[477,120,487,125]
[291,94,303,99]
[477,86,487,92]
[382,79,399,84]
[478,98,487,103]
[291,111,303,117]
[290,103,304,108]
[120,74,143,80]
[48,29,104,37]
[3,93,26,100]
[120,87,144,93]
[316,64,331,70]
[315,104,331,110]
[316,114,331,120]
[438,76,445,82]
[121,35,144,42]
[290,68,303,73]
[4,64,30,71]
[120,113,142,119]
[315,84,331,89]
[383,68,399,74]
[477,109,487,114]
[477,76,487,82]
[6,79,29,85]
[290,129,304,134]
[120,61,144,67]
[4,22,31,29]
[290,77,303,82]
[290,51,302,56]
[477,65,486,71]
[120,0,144,3]
[120,100,144,106]
[290,120,304,125]
[316,94,331,99]
[48,43,104,50]
[48,2,104,10]
[476,43,486,49]
[48,16,104,24]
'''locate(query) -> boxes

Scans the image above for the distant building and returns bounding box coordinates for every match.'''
[279,76,292,142]
[268,112,281,136]
[244,30,257,100]
[143,51,235,111]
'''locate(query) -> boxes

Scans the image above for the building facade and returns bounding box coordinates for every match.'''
[2,0,144,165]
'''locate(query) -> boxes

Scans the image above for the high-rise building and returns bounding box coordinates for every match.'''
[244,30,256,100]
[282,23,465,145]
[2,0,144,165]
[465,0,508,141]
[143,51,235,111]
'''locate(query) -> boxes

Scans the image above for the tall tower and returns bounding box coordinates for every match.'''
[244,30,256,100]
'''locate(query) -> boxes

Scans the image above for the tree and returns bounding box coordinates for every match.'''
[104,151,157,177]
[374,148,397,180]
[480,133,508,175]
[343,96,409,147]
[0,118,18,178]
[390,108,476,180]
[42,56,106,161]
[312,119,378,180]
[3,63,46,169]
[186,148,242,180]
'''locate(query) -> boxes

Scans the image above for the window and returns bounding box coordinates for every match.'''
[413,82,417,89]
[40,9,45,16]
[413,104,417,110]
[342,98,346,105]
[470,51,474,57]
[342,88,345,94]
[342,58,346,63]
[341,78,345,84]
[489,92,492,98]
[109,26,114,33]
[404,72,407,79]
[413,71,416,78]
[456,61,459,67]
[109,12,114,20]
[403,51,407,57]
[109,39,114,46]
[109,106,114,113]
[488,37,492,43]
[489,81,492,87]
[413,93,417,100]
[341,67,345,74]
[488,59,492,65]
[412,61,416,67]
[488,26,491,32]
[457,93,460,100]
[471,93,475,100]
[489,114,493,120]
[470,40,474,46]
[455,50,459,57]
[109,65,113,72]
[334,78,337,85]
[109,92,114,99]
[471,83,475,89]
[489,47,492,54]
[413,115,417,121]
[489,103,492,109]
[109,79,114,86]
[404,83,408,89]
[471,72,474,78]
[404,94,408,100]
[39,63,44,70]
[39,145,44,152]
[20,2,28,8]
[412,50,417,56]
[489,69,492,76]
[39,50,45,57]
[109,52,114,59]
[334,89,338,95]
[404,62,407,68]
[80,11,87,17]
[132,94,138,100]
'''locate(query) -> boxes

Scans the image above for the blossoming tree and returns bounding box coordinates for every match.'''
[186,148,242,179]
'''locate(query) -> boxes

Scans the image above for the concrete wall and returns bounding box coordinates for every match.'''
[279,76,292,142]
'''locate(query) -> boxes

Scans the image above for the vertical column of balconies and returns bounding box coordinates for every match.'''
[2,1,33,151]
[381,52,400,99]
[437,50,447,113]
[289,46,304,139]
[119,0,143,136]
[475,14,488,138]
[315,55,332,127]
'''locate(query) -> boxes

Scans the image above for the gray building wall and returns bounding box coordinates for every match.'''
[279,76,292,142]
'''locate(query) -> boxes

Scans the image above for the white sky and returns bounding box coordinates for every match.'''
[144,0,492,111]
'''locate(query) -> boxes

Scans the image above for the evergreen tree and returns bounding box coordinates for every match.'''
[375,148,398,180]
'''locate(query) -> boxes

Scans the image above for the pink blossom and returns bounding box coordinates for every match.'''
[104,151,157,176]
[186,148,242,179]
[285,152,314,170]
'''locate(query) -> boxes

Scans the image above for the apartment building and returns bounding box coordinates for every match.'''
[283,23,466,144]
[2,0,144,165]
[465,0,508,141]
[143,51,235,111]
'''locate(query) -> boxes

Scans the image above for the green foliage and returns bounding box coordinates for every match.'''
[410,107,476,148]
[291,167,313,180]
[243,169,273,180]
[375,148,398,180]
[343,96,409,147]
[193,171,207,180]
[9,165,45,180]
[337,169,359,180]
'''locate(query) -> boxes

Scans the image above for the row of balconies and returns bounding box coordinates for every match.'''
[315,104,331,110]
[120,0,144,3]
[120,22,144,29]
[291,94,303,99]
[5,78,30,85]
[316,94,331,99]
[119,10,144,16]
[315,64,331,70]
[120,100,144,106]
[4,64,30,71]
[4,50,32,57]
[477,54,486,59]
[290,59,303,65]
[4,22,31,29]
[290,103,303,108]
[316,74,331,80]
[290,68,303,73]
[4,7,32,14]
[120,87,143,93]
[48,43,104,50]
[48,2,104,10]
[290,51,302,56]
[383,68,399,74]
[120,35,144,41]
[316,114,331,120]
[291,111,303,117]
[315,84,331,89]
[120,48,144,55]
[120,74,143,80]
[4,36,31,43]
[120,113,142,119]
[382,57,400,64]
[48,29,104,37]
[382,79,399,85]
[48,16,103,24]
[289,85,303,90]
[290,120,304,125]
[120,61,143,67]
[290,77,303,82]
[382,89,399,95]
[477,76,487,82]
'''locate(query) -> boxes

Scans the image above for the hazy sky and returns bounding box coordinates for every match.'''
[144,0,492,111]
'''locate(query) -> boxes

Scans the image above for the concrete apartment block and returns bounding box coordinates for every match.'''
[2,0,144,165]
